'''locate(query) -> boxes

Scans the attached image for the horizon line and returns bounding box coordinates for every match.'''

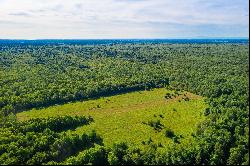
[0,37,249,40]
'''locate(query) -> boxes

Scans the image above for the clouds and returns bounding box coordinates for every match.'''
[0,0,248,39]
[9,12,31,17]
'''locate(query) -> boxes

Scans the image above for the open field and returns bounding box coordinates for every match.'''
[17,88,207,147]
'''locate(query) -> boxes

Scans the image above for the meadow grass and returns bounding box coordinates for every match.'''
[17,88,207,147]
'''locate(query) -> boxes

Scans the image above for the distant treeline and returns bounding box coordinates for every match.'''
[0,39,248,46]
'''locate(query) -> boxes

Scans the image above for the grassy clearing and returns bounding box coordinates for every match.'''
[17,88,207,147]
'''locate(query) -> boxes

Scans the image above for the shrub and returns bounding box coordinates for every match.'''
[165,128,175,138]
[148,120,164,131]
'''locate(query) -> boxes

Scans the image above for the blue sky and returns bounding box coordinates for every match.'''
[0,0,248,39]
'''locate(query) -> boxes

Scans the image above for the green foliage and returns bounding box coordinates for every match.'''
[165,128,175,138]
[204,108,211,116]
[164,92,172,99]
[0,116,101,165]
[108,143,129,165]
[65,144,107,165]
[0,43,248,165]
[20,115,93,133]
[147,119,164,131]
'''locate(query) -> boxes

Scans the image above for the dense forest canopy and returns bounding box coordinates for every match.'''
[0,40,249,165]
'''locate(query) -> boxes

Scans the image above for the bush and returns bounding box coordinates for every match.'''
[148,120,164,131]
[204,108,211,116]
[165,93,172,99]
[165,128,175,138]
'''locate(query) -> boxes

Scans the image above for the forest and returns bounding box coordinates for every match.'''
[0,41,249,165]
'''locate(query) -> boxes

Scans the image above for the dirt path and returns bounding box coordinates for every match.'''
[74,92,202,115]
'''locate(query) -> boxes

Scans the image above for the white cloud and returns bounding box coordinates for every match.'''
[0,0,248,38]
